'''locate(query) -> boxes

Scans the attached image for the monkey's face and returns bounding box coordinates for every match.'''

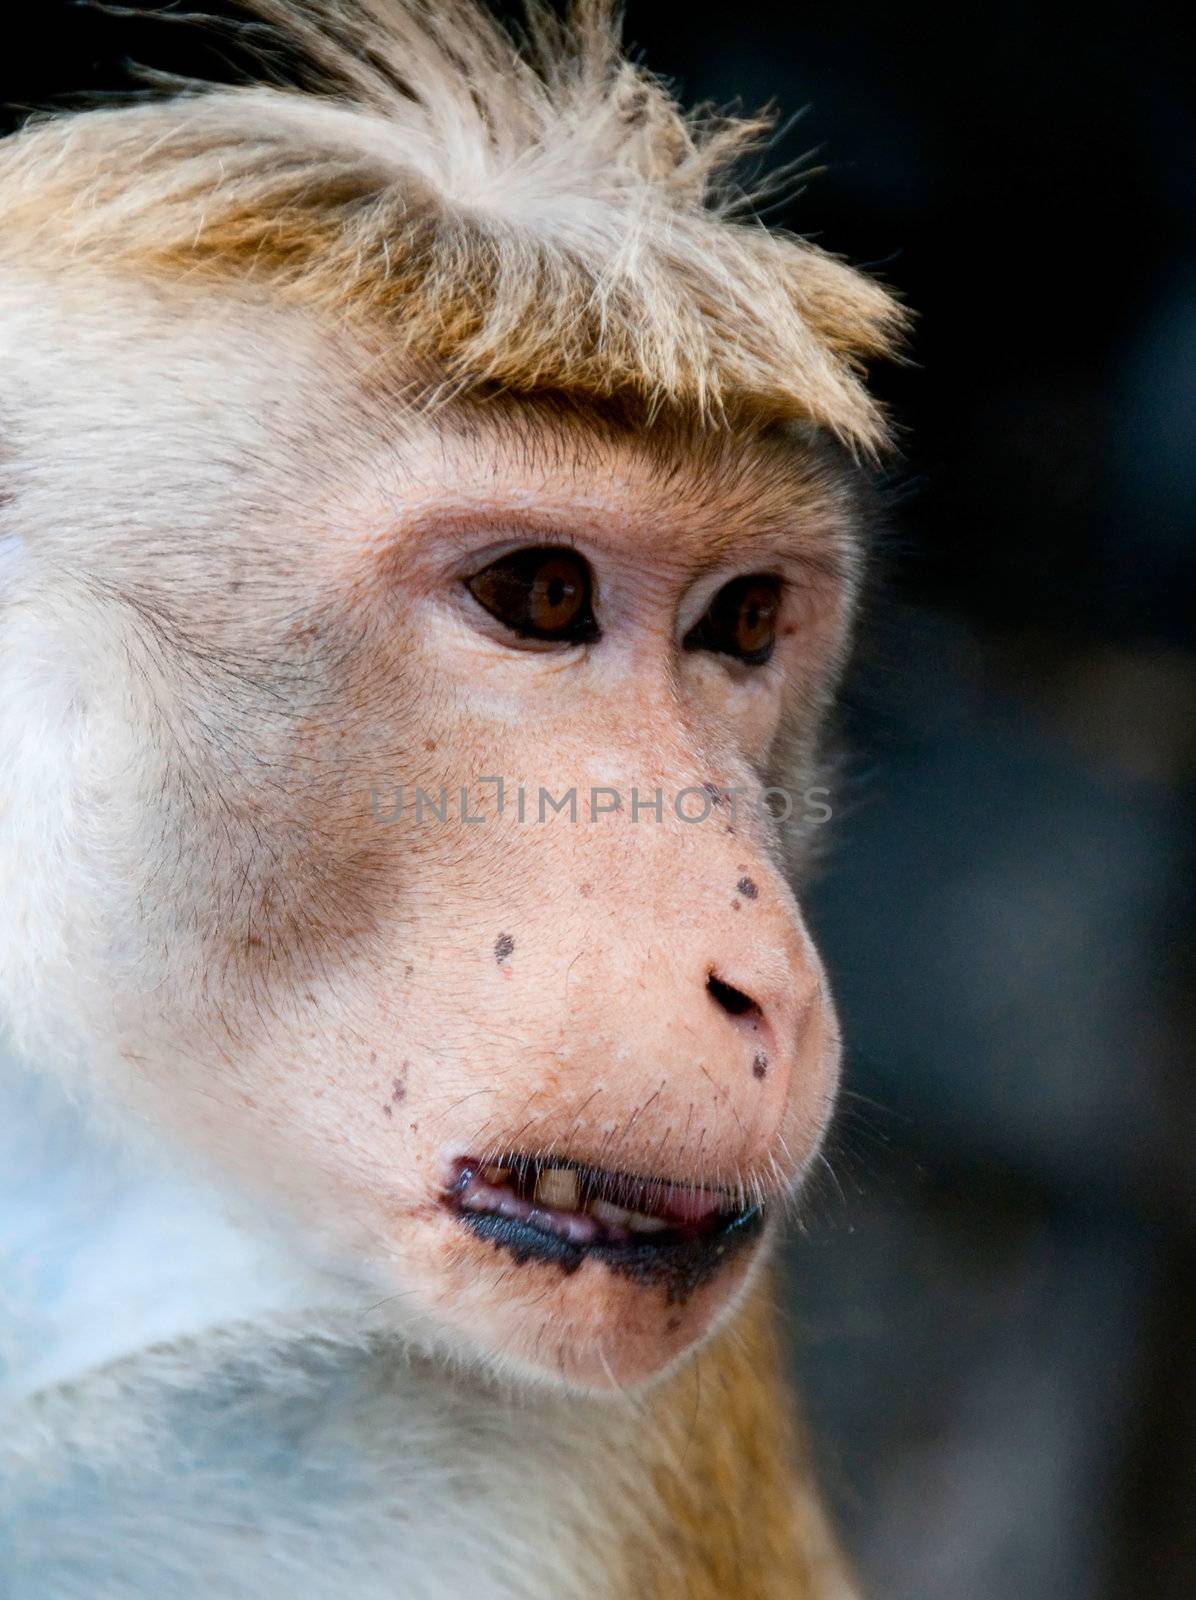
[10,328,861,1391]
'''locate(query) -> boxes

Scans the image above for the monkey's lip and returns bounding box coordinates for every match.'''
[444,1156,764,1282]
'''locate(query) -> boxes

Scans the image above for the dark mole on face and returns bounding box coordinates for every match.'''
[384,1069,406,1116]
[494,932,515,964]
[752,1052,768,1080]
[736,876,758,900]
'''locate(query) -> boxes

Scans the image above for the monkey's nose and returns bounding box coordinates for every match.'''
[706,972,763,1023]
[705,968,777,1076]
[700,945,822,1093]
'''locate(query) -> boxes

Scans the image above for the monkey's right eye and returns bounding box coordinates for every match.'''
[465,547,599,644]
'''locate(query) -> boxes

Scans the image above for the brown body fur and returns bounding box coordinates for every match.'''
[642,1281,854,1598]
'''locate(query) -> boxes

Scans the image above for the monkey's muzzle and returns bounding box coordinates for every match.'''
[445,1156,764,1298]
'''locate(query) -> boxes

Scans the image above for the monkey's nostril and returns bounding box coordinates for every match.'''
[706,973,761,1020]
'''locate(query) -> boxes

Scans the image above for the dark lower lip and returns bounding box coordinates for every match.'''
[453,1203,766,1304]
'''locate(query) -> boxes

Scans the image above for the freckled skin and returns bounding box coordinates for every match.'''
[88,375,857,1394]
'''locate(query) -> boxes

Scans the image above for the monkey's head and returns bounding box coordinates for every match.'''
[0,1,902,1391]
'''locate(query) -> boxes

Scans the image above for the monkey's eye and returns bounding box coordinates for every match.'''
[465,547,598,644]
[684,575,782,666]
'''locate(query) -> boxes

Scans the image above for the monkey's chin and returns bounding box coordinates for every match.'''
[407,1198,772,1393]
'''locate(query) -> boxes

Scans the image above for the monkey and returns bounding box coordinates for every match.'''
[0,3,905,1597]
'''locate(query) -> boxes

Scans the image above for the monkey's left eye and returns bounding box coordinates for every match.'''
[465,547,598,644]
[684,575,782,666]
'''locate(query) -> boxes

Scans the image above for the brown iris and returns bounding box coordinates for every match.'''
[466,547,598,643]
[684,574,782,665]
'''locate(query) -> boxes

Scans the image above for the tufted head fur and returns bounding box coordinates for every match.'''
[0,0,904,449]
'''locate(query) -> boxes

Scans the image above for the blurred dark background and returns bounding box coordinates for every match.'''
[5,4,1193,1596]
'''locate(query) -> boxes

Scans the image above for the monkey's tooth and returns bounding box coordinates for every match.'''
[542,1208,600,1245]
[481,1165,509,1186]
[589,1198,634,1230]
[462,1187,530,1224]
[625,1211,668,1234]
[534,1166,580,1212]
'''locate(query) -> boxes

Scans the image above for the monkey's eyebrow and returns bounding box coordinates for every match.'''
[642,444,868,582]
[670,497,863,585]
[383,405,868,578]
[393,502,856,589]
[766,539,856,585]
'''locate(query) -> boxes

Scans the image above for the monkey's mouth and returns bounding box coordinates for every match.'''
[445,1156,764,1294]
